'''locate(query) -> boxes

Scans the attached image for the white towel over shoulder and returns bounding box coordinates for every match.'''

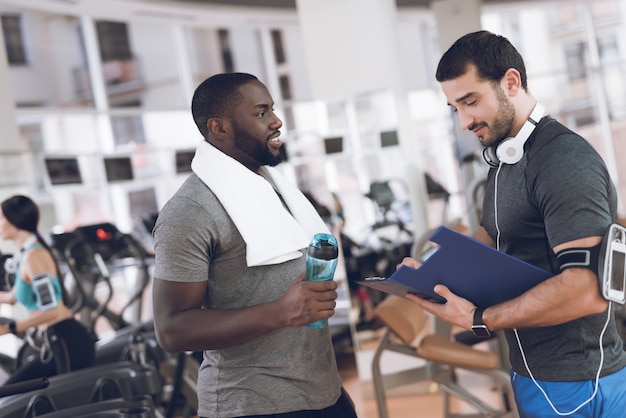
[191,141,329,267]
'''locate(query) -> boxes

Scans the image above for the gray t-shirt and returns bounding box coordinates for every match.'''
[153,174,342,417]
[481,116,626,381]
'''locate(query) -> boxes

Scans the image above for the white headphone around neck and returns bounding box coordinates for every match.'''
[3,234,37,274]
[3,255,19,274]
[482,102,545,167]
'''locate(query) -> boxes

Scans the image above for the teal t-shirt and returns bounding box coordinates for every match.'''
[14,244,63,311]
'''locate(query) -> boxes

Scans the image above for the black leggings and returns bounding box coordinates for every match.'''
[203,387,358,418]
[4,318,96,385]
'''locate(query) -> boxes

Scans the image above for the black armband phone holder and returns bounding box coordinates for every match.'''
[597,224,626,304]
[556,243,602,276]
[556,225,626,304]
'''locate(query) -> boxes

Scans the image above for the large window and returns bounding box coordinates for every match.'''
[564,41,586,82]
[271,29,286,64]
[96,20,132,61]
[590,0,622,21]
[279,75,292,100]
[1,14,27,65]
[111,115,146,147]
[218,29,234,73]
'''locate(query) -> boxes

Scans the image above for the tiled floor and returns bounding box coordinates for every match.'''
[337,330,511,418]
[338,350,440,417]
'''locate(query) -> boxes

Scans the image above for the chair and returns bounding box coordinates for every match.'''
[371,295,518,418]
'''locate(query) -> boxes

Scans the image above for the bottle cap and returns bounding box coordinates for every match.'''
[307,233,338,260]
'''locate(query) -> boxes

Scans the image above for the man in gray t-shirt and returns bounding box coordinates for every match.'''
[152,73,356,418]
[403,31,626,417]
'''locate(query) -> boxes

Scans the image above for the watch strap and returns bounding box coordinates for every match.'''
[472,308,491,338]
[473,308,485,326]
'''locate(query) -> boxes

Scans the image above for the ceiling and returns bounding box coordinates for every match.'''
[158,0,540,8]
[1,0,558,28]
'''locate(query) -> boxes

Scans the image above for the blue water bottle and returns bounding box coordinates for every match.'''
[305,233,339,329]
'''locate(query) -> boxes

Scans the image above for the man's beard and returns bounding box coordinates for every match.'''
[232,123,282,167]
[489,85,516,147]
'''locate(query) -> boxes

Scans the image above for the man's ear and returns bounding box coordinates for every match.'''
[207,118,230,139]
[502,68,522,97]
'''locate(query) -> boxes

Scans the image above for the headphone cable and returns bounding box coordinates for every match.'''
[494,159,605,415]
[513,306,609,416]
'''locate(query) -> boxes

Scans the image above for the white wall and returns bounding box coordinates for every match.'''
[230,27,266,79]
[187,27,223,86]
[281,24,312,101]
[130,20,185,109]
[5,9,56,106]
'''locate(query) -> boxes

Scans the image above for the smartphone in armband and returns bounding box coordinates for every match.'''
[31,272,59,310]
[599,224,626,304]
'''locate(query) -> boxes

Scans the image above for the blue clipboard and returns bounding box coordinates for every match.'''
[357,225,552,308]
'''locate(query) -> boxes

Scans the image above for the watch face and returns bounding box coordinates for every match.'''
[472,325,491,338]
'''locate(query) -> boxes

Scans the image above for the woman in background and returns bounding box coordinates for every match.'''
[0,195,95,385]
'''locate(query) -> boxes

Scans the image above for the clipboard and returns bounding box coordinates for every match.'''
[356,225,552,308]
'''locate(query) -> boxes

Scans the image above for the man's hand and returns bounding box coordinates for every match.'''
[399,257,475,330]
[399,256,421,269]
[406,284,477,331]
[276,273,338,328]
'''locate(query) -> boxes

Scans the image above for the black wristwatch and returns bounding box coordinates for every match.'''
[8,320,17,335]
[471,308,491,338]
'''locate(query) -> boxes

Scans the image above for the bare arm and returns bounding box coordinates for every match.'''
[0,305,69,336]
[152,273,338,353]
[0,247,72,335]
[480,266,606,331]
[473,225,495,247]
[0,289,17,336]
[0,289,16,305]
[405,226,608,332]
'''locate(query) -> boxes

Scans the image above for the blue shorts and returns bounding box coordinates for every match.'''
[511,367,626,417]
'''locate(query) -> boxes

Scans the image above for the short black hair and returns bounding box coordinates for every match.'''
[191,72,259,138]
[436,30,528,91]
